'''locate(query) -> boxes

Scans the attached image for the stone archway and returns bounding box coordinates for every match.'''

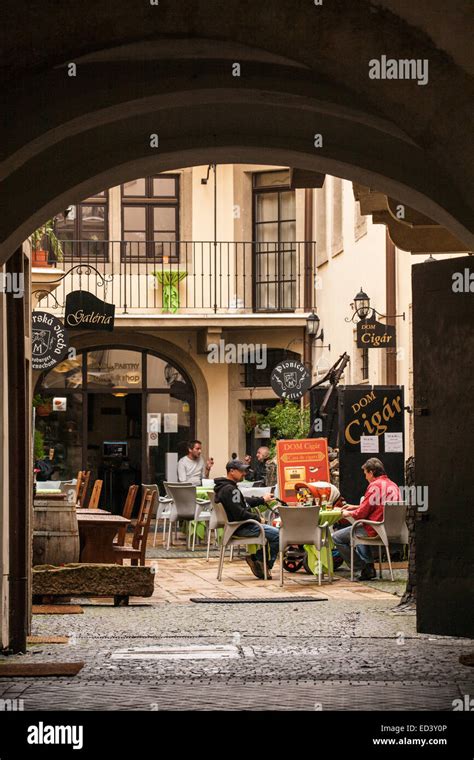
[1,1,473,257]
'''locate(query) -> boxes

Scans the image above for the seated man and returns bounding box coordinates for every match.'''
[253,446,270,485]
[214,459,278,579]
[332,457,400,581]
[177,439,213,486]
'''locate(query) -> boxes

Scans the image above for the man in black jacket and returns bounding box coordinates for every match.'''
[214,459,279,579]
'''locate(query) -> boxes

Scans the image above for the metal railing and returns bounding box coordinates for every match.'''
[36,241,316,314]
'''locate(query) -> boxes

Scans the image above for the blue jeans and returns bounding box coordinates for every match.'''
[332,525,375,570]
[234,523,280,569]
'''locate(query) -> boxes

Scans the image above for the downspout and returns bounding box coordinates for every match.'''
[386,229,397,385]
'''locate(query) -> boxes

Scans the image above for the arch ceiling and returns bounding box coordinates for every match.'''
[1,0,473,260]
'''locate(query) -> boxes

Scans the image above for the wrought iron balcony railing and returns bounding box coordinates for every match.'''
[34,240,316,314]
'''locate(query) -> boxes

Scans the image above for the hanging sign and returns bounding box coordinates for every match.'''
[271,360,311,400]
[276,438,330,503]
[32,311,69,371]
[357,314,396,348]
[65,290,115,331]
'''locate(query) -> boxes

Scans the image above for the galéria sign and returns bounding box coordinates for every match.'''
[271,360,311,400]
[65,290,115,331]
[356,316,396,348]
[32,311,69,371]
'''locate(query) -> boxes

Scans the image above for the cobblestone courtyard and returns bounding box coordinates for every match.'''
[1,557,473,711]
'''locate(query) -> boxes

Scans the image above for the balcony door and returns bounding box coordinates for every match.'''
[253,171,297,312]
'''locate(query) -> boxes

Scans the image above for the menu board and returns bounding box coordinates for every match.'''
[276,438,330,504]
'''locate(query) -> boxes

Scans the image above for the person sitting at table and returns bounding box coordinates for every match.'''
[177,440,214,486]
[253,446,270,485]
[214,459,277,580]
[332,457,400,581]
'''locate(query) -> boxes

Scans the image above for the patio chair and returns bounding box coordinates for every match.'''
[87,479,103,509]
[113,489,156,566]
[145,483,173,547]
[114,484,139,547]
[278,506,331,587]
[212,501,268,581]
[350,501,409,581]
[205,491,223,561]
[164,482,208,551]
[75,470,91,507]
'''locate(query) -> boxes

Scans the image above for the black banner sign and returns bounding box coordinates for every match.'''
[357,314,396,348]
[65,290,115,331]
[339,386,405,503]
[32,311,69,371]
[271,360,311,400]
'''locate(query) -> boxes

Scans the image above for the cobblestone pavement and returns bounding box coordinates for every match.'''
[1,558,473,711]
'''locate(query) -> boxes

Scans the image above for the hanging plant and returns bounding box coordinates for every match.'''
[242,409,265,434]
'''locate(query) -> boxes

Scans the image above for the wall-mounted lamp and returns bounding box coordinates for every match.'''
[345,287,405,323]
[306,310,325,342]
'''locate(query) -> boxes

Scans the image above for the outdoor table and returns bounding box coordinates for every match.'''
[76,508,111,515]
[77,513,130,563]
[304,508,343,576]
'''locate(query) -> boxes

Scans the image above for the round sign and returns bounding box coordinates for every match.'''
[32,311,69,372]
[271,360,311,400]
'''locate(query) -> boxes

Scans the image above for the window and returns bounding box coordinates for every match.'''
[253,171,296,311]
[121,175,179,261]
[361,346,369,381]
[55,192,108,260]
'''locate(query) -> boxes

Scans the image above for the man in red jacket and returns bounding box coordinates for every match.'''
[333,458,400,580]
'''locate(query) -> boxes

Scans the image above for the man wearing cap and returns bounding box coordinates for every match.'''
[214,459,278,579]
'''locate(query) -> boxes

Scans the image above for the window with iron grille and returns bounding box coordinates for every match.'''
[252,171,296,312]
[54,192,108,260]
[361,346,369,380]
[121,175,180,261]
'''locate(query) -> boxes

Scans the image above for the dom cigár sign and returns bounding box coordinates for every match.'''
[356,315,396,348]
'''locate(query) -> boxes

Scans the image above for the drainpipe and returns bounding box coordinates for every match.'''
[386,229,397,385]
[304,189,314,398]
[304,189,313,310]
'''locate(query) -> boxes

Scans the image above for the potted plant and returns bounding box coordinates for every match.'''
[33,394,53,417]
[34,429,46,461]
[29,219,64,267]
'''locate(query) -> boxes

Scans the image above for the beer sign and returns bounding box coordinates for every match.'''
[32,311,69,371]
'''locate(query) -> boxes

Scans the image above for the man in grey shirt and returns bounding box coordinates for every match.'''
[177,440,214,486]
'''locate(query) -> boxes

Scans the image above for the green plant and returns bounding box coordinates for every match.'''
[33,394,49,408]
[242,408,266,433]
[29,219,63,262]
[264,399,311,455]
[34,429,45,460]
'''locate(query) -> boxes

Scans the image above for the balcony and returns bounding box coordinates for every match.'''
[34,241,316,317]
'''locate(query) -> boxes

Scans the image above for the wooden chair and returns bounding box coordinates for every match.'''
[113,489,156,566]
[87,479,103,509]
[114,484,139,547]
[75,470,91,507]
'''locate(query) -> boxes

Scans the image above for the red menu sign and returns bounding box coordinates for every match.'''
[276,438,330,504]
